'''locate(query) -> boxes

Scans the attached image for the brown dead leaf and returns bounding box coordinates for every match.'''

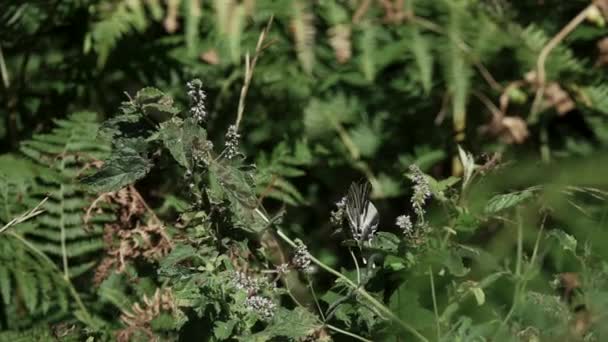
[594,0,608,20]
[524,72,575,115]
[200,49,220,65]
[558,272,581,302]
[501,116,529,144]
[328,24,352,64]
[597,37,608,66]
[545,83,576,115]
[163,0,180,33]
[572,308,593,338]
[480,114,529,144]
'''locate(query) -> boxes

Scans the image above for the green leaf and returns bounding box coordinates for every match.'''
[159,118,208,168]
[370,232,400,253]
[82,145,152,192]
[548,230,577,254]
[389,283,435,329]
[160,245,197,269]
[253,307,320,340]
[214,319,237,340]
[485,189,535,214]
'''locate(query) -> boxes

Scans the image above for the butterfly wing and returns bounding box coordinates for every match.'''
[359,200,379,243]
[345,182,373,241]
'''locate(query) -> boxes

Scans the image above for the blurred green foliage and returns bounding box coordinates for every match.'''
[1,0,608,341]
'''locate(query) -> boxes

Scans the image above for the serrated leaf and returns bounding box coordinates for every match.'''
[370,232,400,253]
[214,319,237,340]
[134,87,165,105]
[485,189,535,214]
[254,307,320,340]
[160,245,197,269]
[82,146,152,192]
[159,118,207,168]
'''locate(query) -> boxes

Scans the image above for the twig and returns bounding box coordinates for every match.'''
[353,0,373,24]
[0,197,48,234]
[0,44,9,88]
[530,4,594,118]
[234,16,274,131]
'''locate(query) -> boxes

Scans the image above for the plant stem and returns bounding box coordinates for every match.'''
[429,267,441,340]
[530,4,594,120]
[274,228,429,342]
[349,247,361,284]
[326,323,374,342]
[235,16,273,131]
[308,276,326,321]
[515,208,523,277]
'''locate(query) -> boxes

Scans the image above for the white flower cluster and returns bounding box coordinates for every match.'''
[231,271,263,294]
[395,214,413,234]
[409,164,431,219]
[186,79,207,123]
[292,239,311,271]
[246,295,276,320]
[224,124,241,160]
[330,196,347,227]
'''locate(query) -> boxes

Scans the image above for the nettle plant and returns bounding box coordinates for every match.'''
[52,76,604,342]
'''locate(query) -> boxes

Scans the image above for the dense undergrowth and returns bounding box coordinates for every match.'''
[2,0,608,341]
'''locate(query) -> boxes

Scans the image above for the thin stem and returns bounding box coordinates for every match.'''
[530,4,593,119]
[326,323,374,342]
[274,228,429,342]
[307,276,326,321]
[286,276,370,342]
[515,208,523,277]
[0,44,9,88]
[1,197,92,323]
[0,197,47,234]
[349,247,362,284]
[429,267,441,340]
[234,16,274,131]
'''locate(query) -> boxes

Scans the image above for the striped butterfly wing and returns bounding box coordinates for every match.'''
[360,200,379,243]
[345,182,376,242]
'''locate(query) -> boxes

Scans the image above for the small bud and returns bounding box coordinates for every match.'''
[186,79,207,123]
[224,125,241,160]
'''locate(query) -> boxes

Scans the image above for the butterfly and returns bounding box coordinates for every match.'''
[345,181,379,248]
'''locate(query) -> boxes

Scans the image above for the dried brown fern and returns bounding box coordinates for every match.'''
[116,288,177,342]
[291,0,315,74]
[85,186,172,285]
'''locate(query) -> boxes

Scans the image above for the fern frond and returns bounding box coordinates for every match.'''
[442,1,472,140]
[291,0,316,74]
[87,0,165,67]
[255,140,312,206]
[19,112,110,279]
[0,186,70,327]
[408,27,434,93]
[514,24,586,78]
